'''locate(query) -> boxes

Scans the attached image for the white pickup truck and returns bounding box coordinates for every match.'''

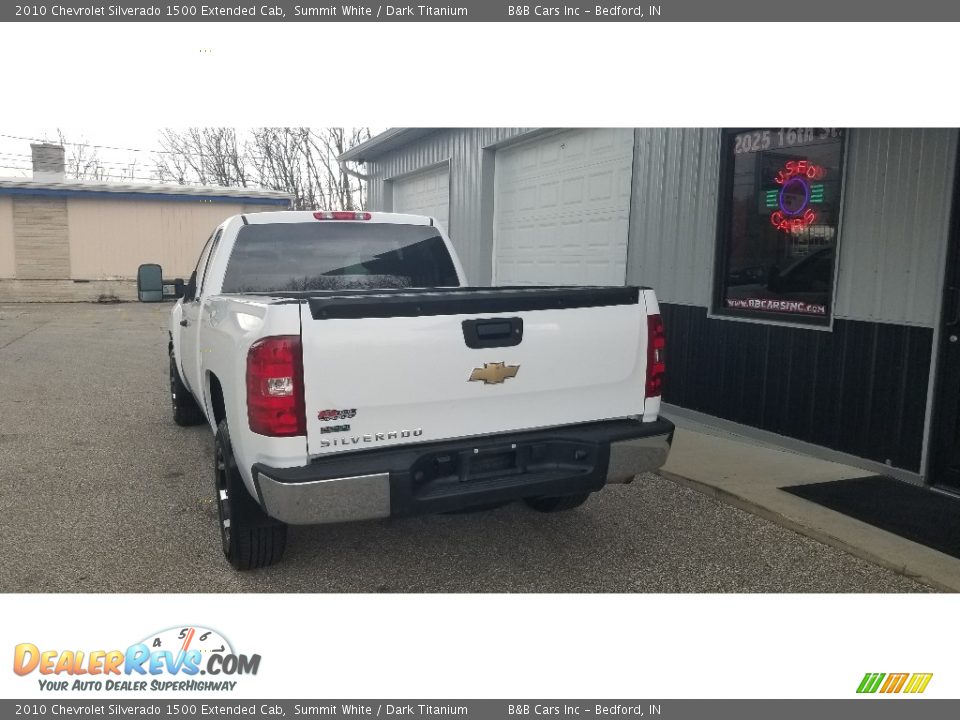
[168,210,673,569]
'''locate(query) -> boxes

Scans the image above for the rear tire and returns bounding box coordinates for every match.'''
[169,355,205,426]
[524,493,592,513]
[215,419,287,570]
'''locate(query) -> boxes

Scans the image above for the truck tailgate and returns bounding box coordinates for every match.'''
[299,287,650,457]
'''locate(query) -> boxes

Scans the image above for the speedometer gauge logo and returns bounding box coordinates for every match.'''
[141,626,234,658]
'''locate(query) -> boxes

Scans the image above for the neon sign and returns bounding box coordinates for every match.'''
[774,160,826,185]
[767,160,827,234]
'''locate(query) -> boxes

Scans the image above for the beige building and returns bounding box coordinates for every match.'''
[0,144,291,302]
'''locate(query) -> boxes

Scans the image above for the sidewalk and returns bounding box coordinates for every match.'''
[659,415,960,592]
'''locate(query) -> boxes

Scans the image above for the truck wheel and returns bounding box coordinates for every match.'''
[214,419,288,570]
[169,355,205,426]
[524,493,591,513]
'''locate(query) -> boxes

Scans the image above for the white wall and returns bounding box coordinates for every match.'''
[0,196,14,279]
[833,128,958,327]
[67,197,254,279]
[627,128,721,307]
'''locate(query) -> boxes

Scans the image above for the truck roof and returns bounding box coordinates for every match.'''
[241,210,435,226]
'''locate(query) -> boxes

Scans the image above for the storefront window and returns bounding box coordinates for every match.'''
[715,128,846,324]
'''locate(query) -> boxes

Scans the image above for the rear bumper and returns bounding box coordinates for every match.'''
[252,417,674,525]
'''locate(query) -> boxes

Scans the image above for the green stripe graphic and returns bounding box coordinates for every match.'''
[857,673,886,693]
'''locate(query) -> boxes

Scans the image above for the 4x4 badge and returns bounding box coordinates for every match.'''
[318,408,357,421]
[469,362,519,385]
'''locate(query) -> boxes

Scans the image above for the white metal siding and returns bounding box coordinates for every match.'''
[365,127,958,327]
[493,128,634,286]
[392,165,450,229]
[833,128,958,327]
[365,128,534,285]
[627,128,722,306]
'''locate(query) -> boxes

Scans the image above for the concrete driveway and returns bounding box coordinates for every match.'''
[0,303,928,592]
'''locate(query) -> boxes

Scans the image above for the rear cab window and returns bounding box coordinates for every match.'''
[221,222,460,293]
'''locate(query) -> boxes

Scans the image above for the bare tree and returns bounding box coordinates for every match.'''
[308,127,371,210]
[249,127,311,208]
[154,128,249,187]
[58,130,140,182]
[153,127,370,210]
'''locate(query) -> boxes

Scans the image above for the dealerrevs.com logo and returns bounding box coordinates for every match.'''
[13,626,260,693]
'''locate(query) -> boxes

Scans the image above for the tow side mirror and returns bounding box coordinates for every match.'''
[174,279,186,299]
[137,263,163,303]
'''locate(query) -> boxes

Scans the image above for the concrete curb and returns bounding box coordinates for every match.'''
[659,469,952,592]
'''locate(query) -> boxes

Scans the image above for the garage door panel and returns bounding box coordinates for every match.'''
[505,254,623,285]
[392,165,450,229]
[561,177,585,206]
[517,185,538,212]
[539,182,560,208]
[494,128,633,287]
[588,170,615,200]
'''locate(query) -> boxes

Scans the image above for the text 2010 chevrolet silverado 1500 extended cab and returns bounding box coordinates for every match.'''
[168,210,673,569]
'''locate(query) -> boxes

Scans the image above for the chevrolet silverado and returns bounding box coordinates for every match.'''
[167,210,673,569]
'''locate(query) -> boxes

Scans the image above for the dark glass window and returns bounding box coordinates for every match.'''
[716,128,846,324]
[221,222,460,293]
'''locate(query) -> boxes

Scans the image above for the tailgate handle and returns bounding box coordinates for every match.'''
[462,317,523,349]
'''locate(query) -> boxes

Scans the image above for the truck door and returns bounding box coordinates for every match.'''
[179,229,221,395]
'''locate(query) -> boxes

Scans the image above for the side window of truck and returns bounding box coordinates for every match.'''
[184,233,214,302]
[196,229,223,298]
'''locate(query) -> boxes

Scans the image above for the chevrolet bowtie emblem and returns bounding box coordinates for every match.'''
[469,362,520,385]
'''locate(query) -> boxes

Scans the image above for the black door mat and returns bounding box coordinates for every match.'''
[782,476,960,560]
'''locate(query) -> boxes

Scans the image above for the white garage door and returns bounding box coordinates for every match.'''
[494,128,634,286]
[392,165,450,230]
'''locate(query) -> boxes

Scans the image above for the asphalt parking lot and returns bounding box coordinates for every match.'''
[0,302,930,593]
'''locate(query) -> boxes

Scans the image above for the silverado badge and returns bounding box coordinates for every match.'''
[469,362,520,385]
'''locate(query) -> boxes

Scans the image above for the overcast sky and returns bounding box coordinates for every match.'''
[0,126,174,182]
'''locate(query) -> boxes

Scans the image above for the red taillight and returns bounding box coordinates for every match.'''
[246,335,305,437]
[313,211,371,221]
[646,314,665,398]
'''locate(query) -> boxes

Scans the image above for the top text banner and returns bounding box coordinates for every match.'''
[5,1,960,21]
